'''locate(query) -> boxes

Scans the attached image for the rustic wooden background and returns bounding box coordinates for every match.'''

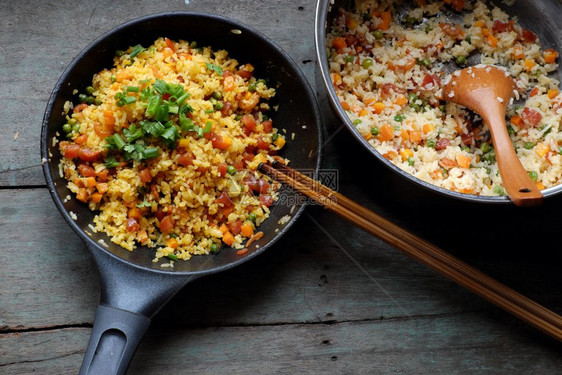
[2,0,562,374]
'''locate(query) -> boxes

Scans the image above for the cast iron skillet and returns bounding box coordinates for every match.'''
[41,12,322,374]
[316,0,562,204]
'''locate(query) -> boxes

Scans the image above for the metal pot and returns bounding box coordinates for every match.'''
[315,0,562,203]
[41,12,322,374]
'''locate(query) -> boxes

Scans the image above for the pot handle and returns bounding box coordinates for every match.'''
[79,245,195,375]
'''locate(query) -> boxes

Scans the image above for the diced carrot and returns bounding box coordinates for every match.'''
[547,89,559,99]
[74,134,88,144]
[178,138,189,148]
[165,37,176,52]
[346,17,358,30]
[222,231,235,246]
[103,110,115,127]
[364,132,372,140]
[83,177,96,188]
[274,136,286,148]
[237,249,248,256]
[377,124,394,142]
[382,150,397,160]
[90,192,103,203]
[341,101,350,111]
[523,59,536,71]
[459,188,474,194]
[544,49,558,64]
[76,189,88,203]
[400,148,414,161]
[372,102,386,114]
[423,123,435,134]
[535,143,549,158]
[456,154,471,169]
[410,131,422,144]
[332,37,347,51]
[96,183,109,194]
[139,168,152,183]
[474,21,485,28]
[481,28,490,37]
[397,59,416,71]
[96,169,109,182]
[358,109,368,117]
[536,181,545,190]
[240,222,254,237]
[530,87,539,97]
[512,45,524,60]
[128,207,142,220]
[151,66,163,79]
[115,70,132,82]
[430,169,444,180]
[73,103,88,113]
[219,223,229,234]
[378,11,392,31]
[332,73,342,86]
[166,238,179,249]
[394,95,408,106]
[400,129,409,141]
[510,115,522,126]
[363,97,375,106]
[486,35,498,47]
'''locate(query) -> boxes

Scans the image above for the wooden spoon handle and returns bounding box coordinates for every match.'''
[487,114,543,207]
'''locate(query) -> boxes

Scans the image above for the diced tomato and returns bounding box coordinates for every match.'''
[521,29,537,43]
[139,167,152,183]
[61,143,81,159]
[218,163,227,176]
[520,108,542,127]
[162,93,171,100]
[216,191,233,207]
[262,120,273,133]
[460,133,473,146]
[78,148,102,162]
[259,195,274,207]
[451,0,464,12]
[233,160,244,171]
[128,207,142,220]
[221,101,233,116]
[345,34,359,47]
[155,207,166,221]
[257,180,270,194]
[257,138,270,150]
[435,138,451,150]
[529,87,539,97]
[159,215,174,234]
[73,103,88,113]
[76,189,88,203]
[94,121,114,138]
[96,168,109,182]
[211,134,232,150]
[77,164,96,177]
[492,20,514,34]
[422,74,439,89]
[439,23,464,39]
[241,114,256,132]
[177,152,194,167]
[228,220,243,235]
[242,152,255,162]
[381,83,405,96]
[165,37,175,51]
[126,218,140,232]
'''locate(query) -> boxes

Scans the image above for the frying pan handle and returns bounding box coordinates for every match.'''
[79,305,151,375]
[79,245,196,374]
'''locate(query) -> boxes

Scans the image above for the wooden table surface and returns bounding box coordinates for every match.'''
[2,0,562,374]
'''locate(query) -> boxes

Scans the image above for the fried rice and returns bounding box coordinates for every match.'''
[327,0,561,196]
[57,37,287,261]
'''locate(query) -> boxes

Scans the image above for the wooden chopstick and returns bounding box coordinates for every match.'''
[260,162,562,341]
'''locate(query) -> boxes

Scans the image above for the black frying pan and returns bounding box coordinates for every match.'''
[41,12,322,374]
[315,0,562,204]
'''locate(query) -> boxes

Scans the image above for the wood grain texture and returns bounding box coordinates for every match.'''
[3,0,562,373]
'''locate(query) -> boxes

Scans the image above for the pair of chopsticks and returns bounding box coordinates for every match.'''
[260,162,562,341]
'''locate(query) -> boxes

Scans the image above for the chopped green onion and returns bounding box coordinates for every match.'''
[493,185,506,196]
[528,171,538,181]
[104,155,120,168]
[205,63,223,75]
[524,142,534,149]
[212,91,223,100]
[204,109,214,114]
[248,82,257,92]
[407,157,415,166]
[142,147,159,159]
[167,254,178,261]
[479,142,490,154]
[426,139,436,148]
[123,96,136,104]
[204,121,212,133]
[394,114,405,122]
[106,134,126,150]
[456,55,467,65]
[196,126,204,138]
[272,132,279,141]
[344,55,354,63]
[214,101,224,110]
[126,86,140,93]
[129,44,146,59]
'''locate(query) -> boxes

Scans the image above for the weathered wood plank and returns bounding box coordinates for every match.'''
[2,315,562,375]
[0,0,317,187]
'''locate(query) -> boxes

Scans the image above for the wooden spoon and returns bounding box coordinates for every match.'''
[442,65,543,207]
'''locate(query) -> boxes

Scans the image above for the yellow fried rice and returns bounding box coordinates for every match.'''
[57,37,287,261]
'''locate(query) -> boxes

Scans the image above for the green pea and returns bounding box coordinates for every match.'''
[353,119,362,125]
[405,16,416,25]
[559,146,562,155]
[115,50,124,57]
[248,213,257,222]
[344,55,354,63]
[465,35,472,44]
[214,101,224,110]
[210,243,220,253]
[370,127,380,135]
[373,30,384,39]
[407,157,415,166]
[455,55,467,65]
[461,145,470,152]
[111,75,116,83]
[410,103,421,112]
[394,114,405,122]
[95,98,102,105]
[424,24,432,33]
[257,79,267,85]
[68,118,77,125]
[507,125,515,136]
[227,165,237,175]
[86,96,95,105]
[479,142,490,154]
[72,123,80,132]
[66,132,74,139]
[190,41,197,48]
[78,94,88,103]
[482,150,496,163]
[421,59,431,67]
[524,142,534,149]
[528,171,538,181]
[248,82,257,92]
[213,91,223,100]
[62,123,72,133]
[408,93,418,103]
[438,104,446,112]
[85,86,95,95]
[361,58,374,69]
[493,185,506,196]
